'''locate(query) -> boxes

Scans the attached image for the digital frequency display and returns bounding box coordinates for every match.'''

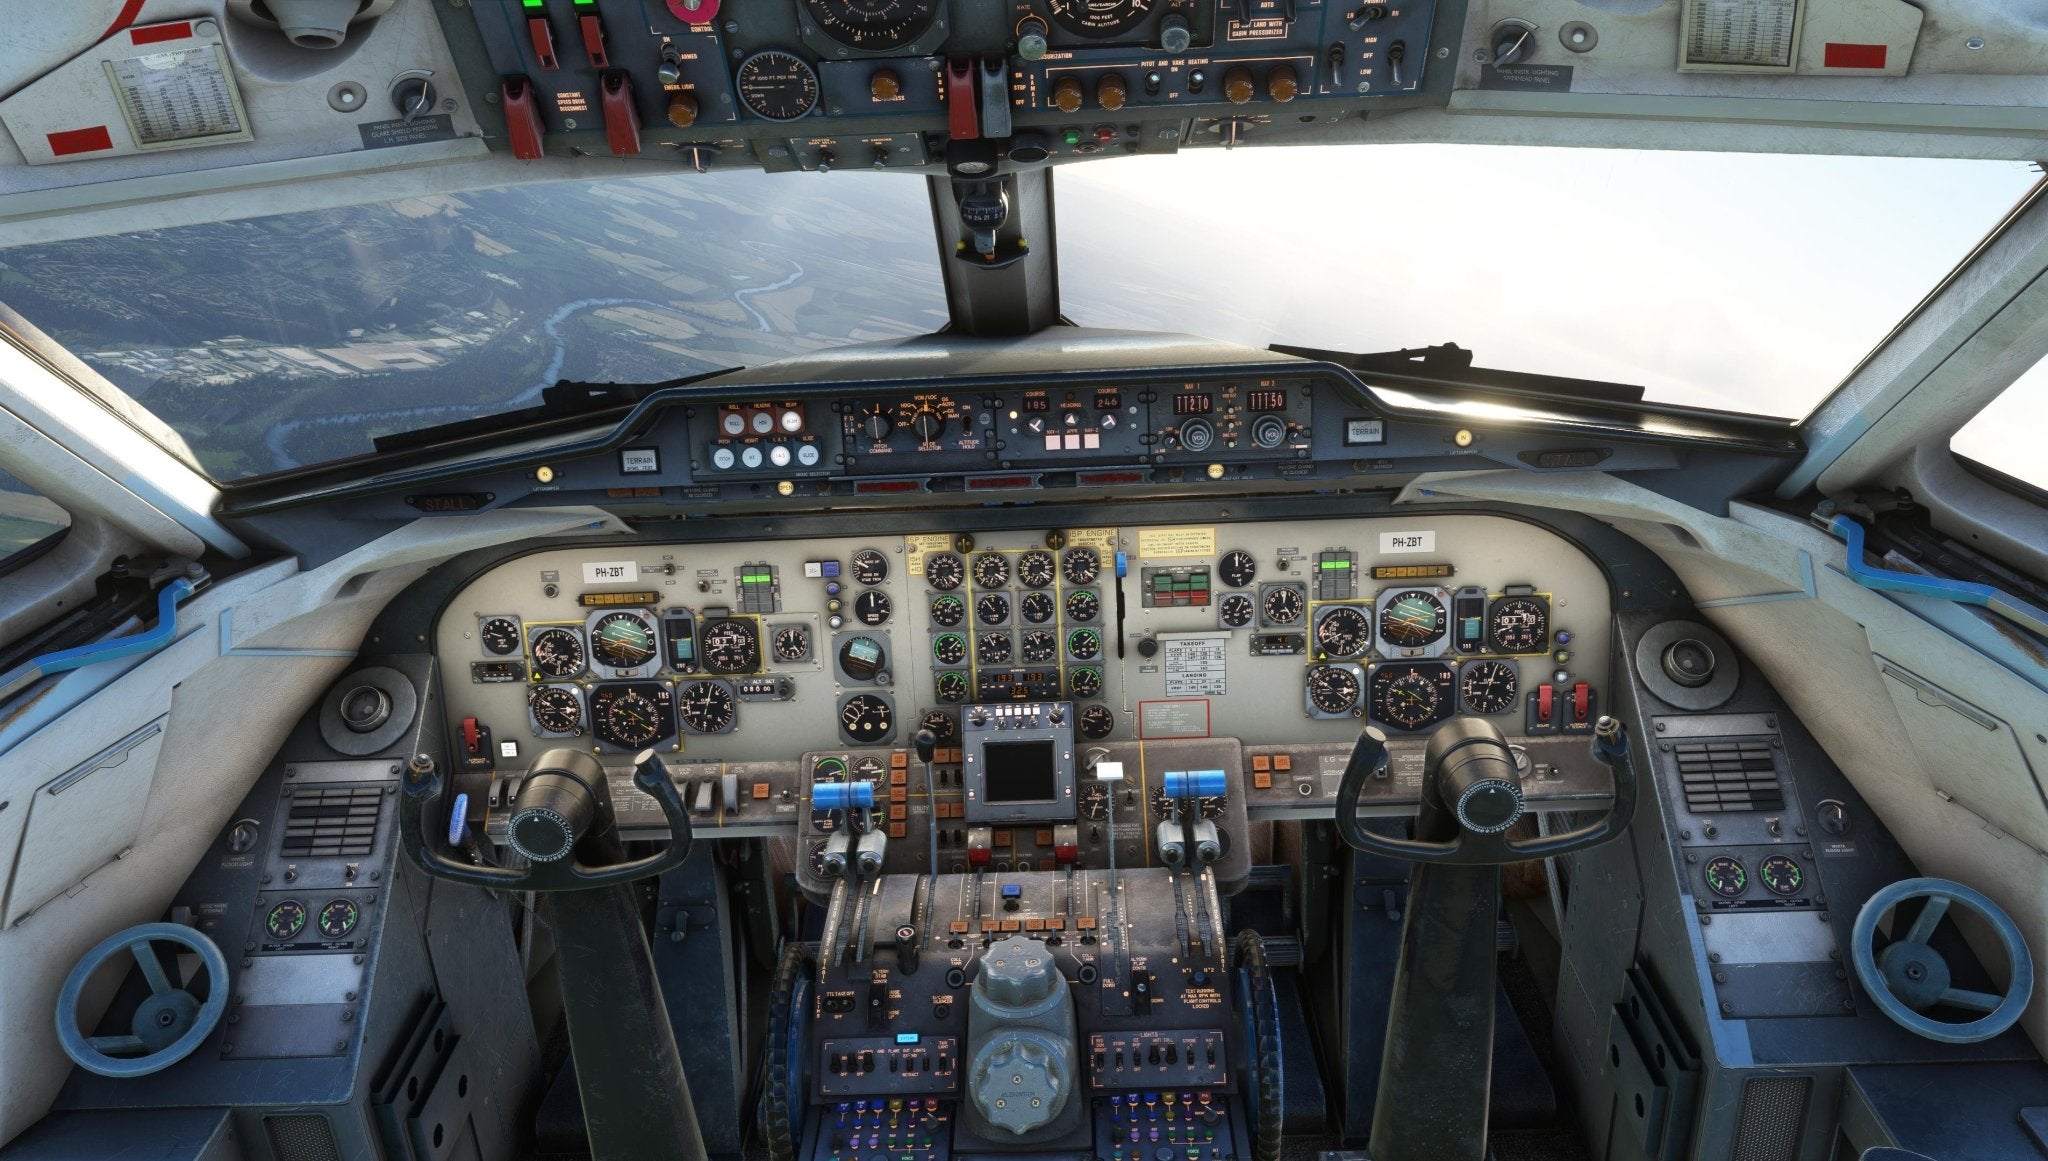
[983,740,1058,804]
[1173,393,1213,416]
[1246,390,1288,413]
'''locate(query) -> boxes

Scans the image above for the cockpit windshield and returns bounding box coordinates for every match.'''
[0,147,2034,480]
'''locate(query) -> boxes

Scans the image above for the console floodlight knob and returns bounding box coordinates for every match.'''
[1017,17,1049,60]
[1160,15,1192,54]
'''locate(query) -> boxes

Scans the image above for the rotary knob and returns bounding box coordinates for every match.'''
[1017,16,1050,60]
[666,92,699,128]
[972,1035,1067,1134]
[1267,64,1299,102]
[1223,67,1255,105]
[1051,75,1084,114]
[1096,73,1127,111]
[977,936,1060,1007]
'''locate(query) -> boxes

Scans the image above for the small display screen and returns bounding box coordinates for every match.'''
[983,741,1058,804]
[1246,390,1288,413]
[1173,393,1213,416]
[1022,395,1051,413]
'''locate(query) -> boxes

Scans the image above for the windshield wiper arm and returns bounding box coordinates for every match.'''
[373,369,741,454]
[1272,341,1647,406]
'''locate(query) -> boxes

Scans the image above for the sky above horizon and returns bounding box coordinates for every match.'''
[1057,144,2045,484]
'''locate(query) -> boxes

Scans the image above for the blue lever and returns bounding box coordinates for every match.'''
[813,782,875,810]
[1001,883,1022,898]
[449,792,469,845]
[1163,770,1227,798]
[0,578,197,703]
[1829,515,2048,638]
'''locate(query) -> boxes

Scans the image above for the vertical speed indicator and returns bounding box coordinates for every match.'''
[735,51,820,121]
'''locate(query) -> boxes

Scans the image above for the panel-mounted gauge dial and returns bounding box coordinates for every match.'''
[1486,596,1550,654]
[1312,606,1371,659]
[1047,0,1155,39]
[1017,550,1057,589]
[1378,589,1449,652]
[976,594,1010,625]
[1458,660,1519,715]
[1062,547,1101,585]
[1069,666,1102,698]
[528,627,586,679]
[1079,704,1115,739]
[839,693,894,744]
[1066,627,1102,661]
[479,616,521,655]
[676,680,738,734]
[1065,590,1099,622]
[1218,549,1257,589]
[838,636,886,681]
[317,899,359,939]
[1759,854,1803,896]
[972,552,1011,589]
[930,594,966,626]
[852,590,892,627]
[1703,856,1747,899]
[1020,591,1056,624]
[925,552,965,591]
[976,632,1012,665]
[1306,664,1363,717]
[1368,663,1456,731]
[735,50,820,121]
[1259,584,1305,627]
[935,671,970,702]
[801,0,940,51]
[699,619,760,675]
[1021,630,1058,664]
[920,709,958,742]
[1217,592,1255,629]
[932,632,968,666]
[850,548,889,586]
[773,624,813,663]
[530,685,585,736]
[590,610,658,671]
[591,683,675,749]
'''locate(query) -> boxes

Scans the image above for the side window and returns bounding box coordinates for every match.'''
[0,465,71,568]
[1951,360,2047,492]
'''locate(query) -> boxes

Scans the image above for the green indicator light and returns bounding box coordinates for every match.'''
[1062,129,1082,145]
[521,0,545,8]
[1320,560,1350,569]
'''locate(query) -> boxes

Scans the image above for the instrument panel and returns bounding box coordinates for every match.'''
[436,514,1611,840]
[450,0,1439,172]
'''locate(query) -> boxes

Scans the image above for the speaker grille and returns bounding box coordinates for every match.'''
[265,1114,341,1161]
[1733,1075,1810,1161]
[1674,741,1785,813]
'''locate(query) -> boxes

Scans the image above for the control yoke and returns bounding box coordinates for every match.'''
[1333,716,1636,863]
[402,746,694,890]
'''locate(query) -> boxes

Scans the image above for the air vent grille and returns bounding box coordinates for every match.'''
[1674,740,1783,814]
[282,785,383,857]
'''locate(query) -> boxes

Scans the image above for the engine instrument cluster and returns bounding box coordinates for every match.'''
[437,512,1612,854]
